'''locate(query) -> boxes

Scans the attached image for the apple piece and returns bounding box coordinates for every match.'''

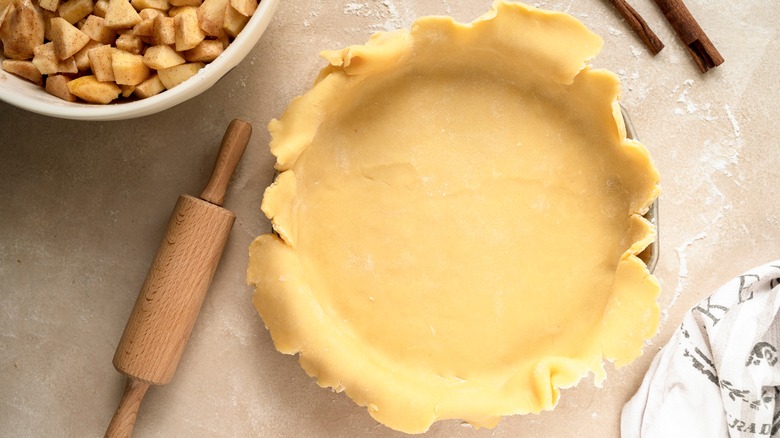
[57,0,93,24]
[142,44,184,69]
[0,0,45,60]
[130,0,169,11]
[138,8,161,20]
[222,3,246,38]
[67,74,121,103]
[0,1,11,27]
[229,0,254,17]
[92,0,109,16]
[196,0,225,37]
[87,43,114,80]
[40,8,56,40]
[119,83,134,97]
[72,38,100,70]
[151,14,173,45]
[170,0,200,6]
[115,33,143,54]
[32,42,77,74]
[111,48,149,85]
[184,38,221,62]
[2,59,43,84]
[167,5,188,16]
[38,0,59,12]
[131,17,153,36]
[173,6,203,51]
[133,73,164,97]
[45,74,78,101]
[104,0,141,29]
[157,61,201,89]
[80,14,117,44]
[51,16,90,60]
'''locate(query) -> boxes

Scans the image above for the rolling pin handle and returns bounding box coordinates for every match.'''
[200,119,253,206]
[105,378,150,438]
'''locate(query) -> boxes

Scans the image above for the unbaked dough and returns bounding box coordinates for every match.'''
[248,1,660,433]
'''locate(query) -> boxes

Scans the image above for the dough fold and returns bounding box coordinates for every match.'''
[248,1,661,433]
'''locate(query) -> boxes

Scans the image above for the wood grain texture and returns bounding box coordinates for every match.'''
[200,119,253,206]
[105,379,150,438]
[112,195,235,385]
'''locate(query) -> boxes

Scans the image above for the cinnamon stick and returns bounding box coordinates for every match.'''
[607,0,664,55]
[652,0,724,73]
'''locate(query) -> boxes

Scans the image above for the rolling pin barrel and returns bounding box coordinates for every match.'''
[112,195,235,384]
[106,119,252,438]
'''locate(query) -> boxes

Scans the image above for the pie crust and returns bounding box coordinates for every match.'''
[248,1,661,433]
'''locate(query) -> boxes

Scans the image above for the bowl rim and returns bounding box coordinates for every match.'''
[0,0,280,121]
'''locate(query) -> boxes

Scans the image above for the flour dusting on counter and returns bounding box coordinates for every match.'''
[342,0,412,30]
[302,3,323,27]
[698,105,743,181]
[671,79,719,121]
[344,3,371,17]
[724,104,743,148]
[662,232,707,325]
[616,66,649,103]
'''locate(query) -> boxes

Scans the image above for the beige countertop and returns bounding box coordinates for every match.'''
[1,0,779,436]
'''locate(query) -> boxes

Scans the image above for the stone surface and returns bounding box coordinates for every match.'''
[1,1,778,437]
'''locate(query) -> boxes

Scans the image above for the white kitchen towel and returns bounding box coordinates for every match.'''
[622,261,780,438]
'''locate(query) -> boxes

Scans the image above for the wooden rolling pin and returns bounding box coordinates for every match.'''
[105,119,252,438]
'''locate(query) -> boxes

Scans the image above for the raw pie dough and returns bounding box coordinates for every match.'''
[248,1,661,433]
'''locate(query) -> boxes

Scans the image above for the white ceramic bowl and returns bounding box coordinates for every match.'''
[0,0,279,121]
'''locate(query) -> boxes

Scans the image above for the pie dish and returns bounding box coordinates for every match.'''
[247,1,661,433]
